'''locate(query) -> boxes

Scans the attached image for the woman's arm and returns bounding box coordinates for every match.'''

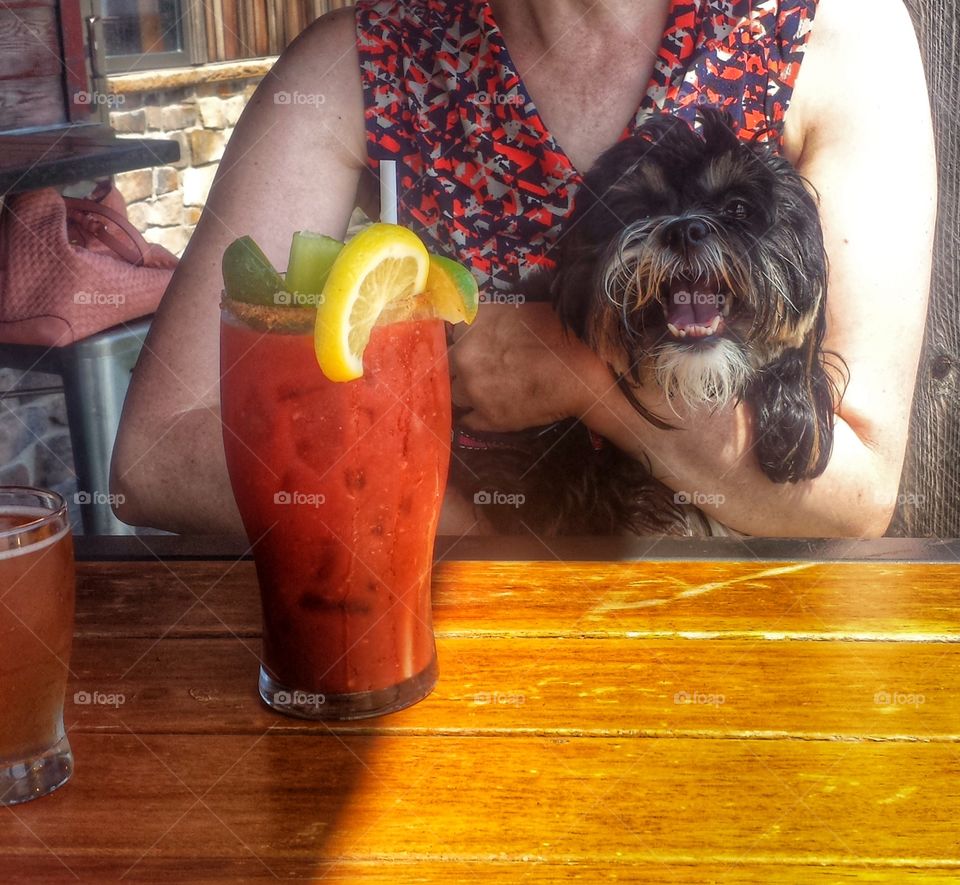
[111,9,367,534]
[451,0,937,537]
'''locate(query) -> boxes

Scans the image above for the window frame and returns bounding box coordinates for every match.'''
[89,0,208,75]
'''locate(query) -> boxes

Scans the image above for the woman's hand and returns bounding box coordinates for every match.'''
[448,300,607,431]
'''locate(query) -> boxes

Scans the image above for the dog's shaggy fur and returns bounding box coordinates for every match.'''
[450,109,846,535]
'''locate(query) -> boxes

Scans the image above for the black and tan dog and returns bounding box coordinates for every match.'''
[451,109,845,535]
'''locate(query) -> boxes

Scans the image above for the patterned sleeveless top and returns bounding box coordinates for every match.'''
[355,0,818,296]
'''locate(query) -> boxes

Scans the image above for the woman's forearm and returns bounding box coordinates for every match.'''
[111,400,244,535]
[577,369,896,538]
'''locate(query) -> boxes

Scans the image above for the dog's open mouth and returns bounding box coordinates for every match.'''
[661,276,731,340]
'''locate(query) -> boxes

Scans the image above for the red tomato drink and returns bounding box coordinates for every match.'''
[220,303,450,719]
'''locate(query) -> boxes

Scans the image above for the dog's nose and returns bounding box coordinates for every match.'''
[664,218,709,251]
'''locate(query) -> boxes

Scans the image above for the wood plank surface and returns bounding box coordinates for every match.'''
[0,131,181,194]
[0,7,60,80]
[76,559,960,639]
[0,74,65,131]
[3,735,959,875]
[66,636,960,739]
[3,857,959,883]
[5,556,958,882]
[892,1,960,537]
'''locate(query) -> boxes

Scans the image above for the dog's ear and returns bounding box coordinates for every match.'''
[747,310,845,483]
[549,231,599,341]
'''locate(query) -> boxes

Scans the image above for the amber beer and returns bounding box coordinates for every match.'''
[0,488,75,805]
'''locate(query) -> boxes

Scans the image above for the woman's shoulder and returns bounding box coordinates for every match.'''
[800,0,922,79]
[287,4,358,55]
[253,6,368,169]
[806,0,917,48]
[786,0,924,158]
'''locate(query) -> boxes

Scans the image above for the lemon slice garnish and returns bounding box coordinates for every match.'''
[314,224,429,381]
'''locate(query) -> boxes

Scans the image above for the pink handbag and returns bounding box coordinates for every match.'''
[0,180,178,347]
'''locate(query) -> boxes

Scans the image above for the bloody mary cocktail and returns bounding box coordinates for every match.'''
[220,303,450,719]
[0,488,75,805]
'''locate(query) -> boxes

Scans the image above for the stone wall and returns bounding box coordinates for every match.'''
[106,69,268,256]
[0,369,81,527]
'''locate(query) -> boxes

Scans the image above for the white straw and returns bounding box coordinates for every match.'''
[379,160,398,224]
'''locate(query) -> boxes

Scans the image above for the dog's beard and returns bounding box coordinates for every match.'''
[649,337,752,411]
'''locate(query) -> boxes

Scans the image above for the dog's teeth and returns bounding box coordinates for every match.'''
[667,322,680,337]
[709,315,721,334]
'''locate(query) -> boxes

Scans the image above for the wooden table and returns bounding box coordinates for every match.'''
[3,538,960,882]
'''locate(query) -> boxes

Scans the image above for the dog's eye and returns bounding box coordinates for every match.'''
[724,199,750,220]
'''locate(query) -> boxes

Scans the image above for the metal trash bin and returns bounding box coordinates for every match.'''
[58,318,151,534]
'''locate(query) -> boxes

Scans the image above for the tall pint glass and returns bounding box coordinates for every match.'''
[220,302,450,719]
